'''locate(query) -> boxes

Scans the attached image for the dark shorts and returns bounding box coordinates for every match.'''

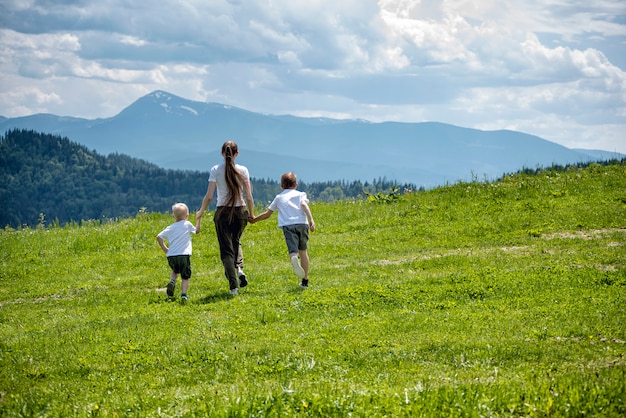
[167,255,192,280]
[282,224,309,254]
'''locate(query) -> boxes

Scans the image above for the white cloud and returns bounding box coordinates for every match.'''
[0,0,624,153]
[119,35,147,47]
[0,85,62,115]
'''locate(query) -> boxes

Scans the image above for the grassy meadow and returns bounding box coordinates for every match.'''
[1,161,625,417]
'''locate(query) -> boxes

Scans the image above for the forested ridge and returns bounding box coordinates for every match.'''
[1,129,414,227]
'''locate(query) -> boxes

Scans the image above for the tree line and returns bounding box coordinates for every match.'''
[1,129,416,228]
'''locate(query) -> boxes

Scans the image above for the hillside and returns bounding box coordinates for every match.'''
[0,129,210,228]
[0,129,413,228]
[1,161,624,416]
[2,90,622,187]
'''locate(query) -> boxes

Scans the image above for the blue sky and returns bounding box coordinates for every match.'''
[1,0,625,153]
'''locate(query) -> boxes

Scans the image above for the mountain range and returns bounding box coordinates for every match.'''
[1,90,623,187]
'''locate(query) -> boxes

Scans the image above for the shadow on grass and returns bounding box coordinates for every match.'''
[197,291,235,304]
[150,283,306,305]
[148,289,234,305]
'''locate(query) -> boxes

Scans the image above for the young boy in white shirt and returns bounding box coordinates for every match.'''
[157,203,197,300]
[251,172,315,288]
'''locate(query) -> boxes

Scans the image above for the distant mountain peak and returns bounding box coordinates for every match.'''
[132,90,254,118]
[2,90,623,185]
[148,90,175,99]
[145,90,193,104]
[117,90,203,119]
[143,90,186,106]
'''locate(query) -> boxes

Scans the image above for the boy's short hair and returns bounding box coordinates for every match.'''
[172,203,189,221]
[281,172,297,189]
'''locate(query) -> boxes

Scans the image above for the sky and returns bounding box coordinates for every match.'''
[1,0,625,154]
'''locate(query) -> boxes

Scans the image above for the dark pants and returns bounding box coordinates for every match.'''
[214,206,248,290]
[236,243,244,269]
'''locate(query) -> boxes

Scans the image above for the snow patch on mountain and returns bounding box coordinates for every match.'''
[180,106,198,116]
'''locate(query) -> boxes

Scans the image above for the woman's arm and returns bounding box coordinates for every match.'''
[196,181,216,219]
[243,179,255,218]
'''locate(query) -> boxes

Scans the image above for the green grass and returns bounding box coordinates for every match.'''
[1,162,625,417]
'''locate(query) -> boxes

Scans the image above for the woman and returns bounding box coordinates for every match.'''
[196,141,255,295]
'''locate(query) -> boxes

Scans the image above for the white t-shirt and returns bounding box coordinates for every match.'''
[208,163,250,207]
[157,220,196,256]
[268,189,309,227]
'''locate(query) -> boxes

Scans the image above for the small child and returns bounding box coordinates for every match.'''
[251,172,315,287]
[157,203,197,300]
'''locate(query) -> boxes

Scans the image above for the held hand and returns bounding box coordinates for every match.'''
[195,214,202,232]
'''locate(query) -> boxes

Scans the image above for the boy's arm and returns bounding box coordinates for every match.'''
[252,209,274,223]
[156,236,168,254]
[301,202,315,232]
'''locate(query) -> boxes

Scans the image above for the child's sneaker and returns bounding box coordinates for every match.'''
[299,279,309,288]
[230,288,239,295]
[291,256,305,279]
[181,294,188,301]
[166,280,176,297]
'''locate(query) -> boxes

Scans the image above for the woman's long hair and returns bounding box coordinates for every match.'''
[222,141,245,221]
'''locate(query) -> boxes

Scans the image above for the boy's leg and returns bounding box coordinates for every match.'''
[298,250,309,288]
[283,226,306,279]
[299,249,309,278]
[290,252,305,279]
[166,256,178,297]
[181,279,189,297]
[180,257,191,299]
[166,271,176,297]
[297,224,310,287]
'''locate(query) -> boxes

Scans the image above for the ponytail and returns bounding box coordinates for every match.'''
[222,141,245,221]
